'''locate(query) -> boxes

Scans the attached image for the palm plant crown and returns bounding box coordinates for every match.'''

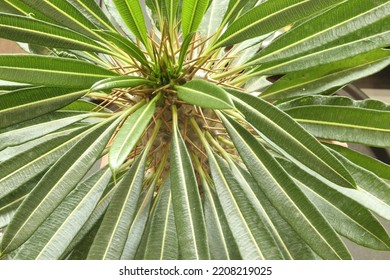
[0,0,390,260]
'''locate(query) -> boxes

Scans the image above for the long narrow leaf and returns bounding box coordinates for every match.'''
[176,79,234,109]
[177,32,195,71]
[112,0,149,46]
[0,116,121,254]
[219,112,352,259]
[67,0,117,31]
[228,89,356,189]
[279,158,390,250]
[261,49,390,100]
[15,0,102,39]
[233,164,319,259]
[142,177,179,260]
[182,0,210,37]
[0,55,119,88]
[0,13,110,53]
[90,76,153,93]
[164,0,180,29]
[61,178,120,258]
[109,99,158,172]
[13,168,112,260]
[198,0,229,42]
[121,185,155,260]
[325,143,390,182]
[0,87,87,128]
[202,175,241,260]
[102,0,136,41]
[0,175,41,229]
[1,0,58,24]
[87,151,148,260]
[170,109,209,259]
[284,106,390,147]
[330,151,390,220]
[247,1,390,73]
[207,149,284,259]
[0,112,88,150]
[277,95,390,112]
[0,127,86,199]
[95,30,149,66]
[215,0,343,48]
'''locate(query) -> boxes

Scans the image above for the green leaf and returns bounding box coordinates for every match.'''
[0,112,89,150]
[261,49,390,100]
[13,168,112,260]
[232,164,319,260]
[330,151,390,220]
[228,90,356,189]
[109,99,158,172]
[176,79,234,109]
[0,87,88,129]
[0,175,41,229]
[142,177,179,260]
[215,0,343,48]
[60,100,112,113]
[198,0,229,42]
[207,150,284,260]
[247,0,390,73]
[0,1,24,15]
[284,105,390,147]
[170,110,209,260]
[1,0,58,24]
[220,0,257,25]
[0,127,86,199]
[14,0,102,39]
[219,112,352,259]
[65,217,104,260]
[177,32,195,71]
[62,177,119,258]
[0,116,120,254]
[67,0,117,32]
[325,143,390,181]
[95,30,150,66]
[182,0,210,37]
[164,0,180,29]
[202,175,241,260]
[277,95,390,111]
[121,185,155,260]
[112,0,149,47]
[90,76,153,92]
[102,0,136,41]
[0,55,119,88]
[0,80,30,92]
[279,158,390,250]
[87,151,148,260]
[0,13,110,53]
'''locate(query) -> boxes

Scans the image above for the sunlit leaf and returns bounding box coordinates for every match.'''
[177,79,234,109]
[14,168,112,259]
[87,151,148,260]
[0,13,110,53]
[182,0,210,37]
[170,109,209,259]
[228,89,356,189]
[0,55,119,88]
[219,112,352,259]
[0,116,121,254]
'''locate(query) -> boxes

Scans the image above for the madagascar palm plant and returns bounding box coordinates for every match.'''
[0,0,390,260]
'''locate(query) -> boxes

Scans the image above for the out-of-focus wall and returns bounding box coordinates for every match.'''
[0,39,24,53]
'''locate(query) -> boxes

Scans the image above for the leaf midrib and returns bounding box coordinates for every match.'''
[249,2,388,65]
[173,129,199,259]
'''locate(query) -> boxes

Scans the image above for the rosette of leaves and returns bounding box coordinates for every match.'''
[0,0,390,260]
